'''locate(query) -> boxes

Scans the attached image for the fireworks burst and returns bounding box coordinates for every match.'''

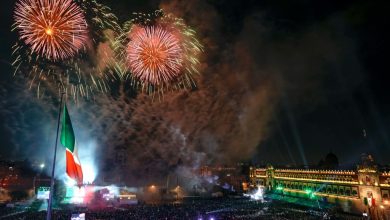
[12,0,120,99]
[127,25,183,86]
[13,0,88,61]
[119,10,203,95]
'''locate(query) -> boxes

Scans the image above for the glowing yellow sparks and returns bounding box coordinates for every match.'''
[45,28,53,36]
[14,0,88,60]
[12,0,121,99]
[126,25,183,86]
[121,10,203,95]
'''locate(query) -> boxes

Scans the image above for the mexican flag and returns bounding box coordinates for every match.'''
[60,104,83,185]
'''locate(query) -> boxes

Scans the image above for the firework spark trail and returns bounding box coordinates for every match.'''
[12,0,121,99]
[118,10,203,95]
[3,0,370,187]
[127,25,183,86]
[14,0,88,61]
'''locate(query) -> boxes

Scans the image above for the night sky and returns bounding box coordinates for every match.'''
[1,0,390,181]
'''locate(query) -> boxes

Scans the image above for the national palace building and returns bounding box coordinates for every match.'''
[249,154,390,214]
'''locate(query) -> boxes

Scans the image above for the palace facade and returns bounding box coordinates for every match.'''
[249,154,390,213]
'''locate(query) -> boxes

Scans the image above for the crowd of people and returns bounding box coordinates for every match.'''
[0,205,22,217]
[1,198,364,220]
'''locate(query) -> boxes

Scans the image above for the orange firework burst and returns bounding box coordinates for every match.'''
[126,25,183,85]
[119,11,203,95]
[14,0,88,61]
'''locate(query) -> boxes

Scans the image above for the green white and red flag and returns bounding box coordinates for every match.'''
[60,104,83,185]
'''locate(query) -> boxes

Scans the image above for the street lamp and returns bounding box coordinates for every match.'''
[149,185,156,193]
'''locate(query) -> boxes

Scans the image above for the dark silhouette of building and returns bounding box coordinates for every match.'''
[318,152,339,169]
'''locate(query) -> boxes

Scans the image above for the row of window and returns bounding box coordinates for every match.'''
[275,173,357,182]
[275,180,358,197]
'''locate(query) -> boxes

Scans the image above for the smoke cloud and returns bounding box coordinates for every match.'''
[0,0,366,186]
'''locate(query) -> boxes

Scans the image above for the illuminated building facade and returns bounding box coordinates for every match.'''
[249,154,390,213]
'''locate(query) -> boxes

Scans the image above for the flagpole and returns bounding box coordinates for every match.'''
[46,92,65,220]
